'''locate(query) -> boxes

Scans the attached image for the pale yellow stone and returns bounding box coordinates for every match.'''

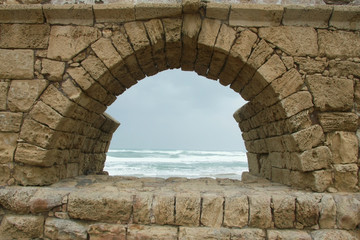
[319,195,336,229]
[330,6,360,30]
[94,4,135,23]
[284,125,324,152]
[175,193,201,226]
[152,194,175,225]
[201,194,223,227]
[43,5,93,26]
[282,5,332,28]
[88,223,126,240]
[0,215,44,239]
[14,164,60,186]
[333,164,358,192]
[290,146,330,172]
[318,30,360,58]
[128,225,177,240]
[231,228,266,240]
[334,195,360,229]
[44,217,88,240]
[132,193,152,224]
[135,3,181,20]
[249,195,272,228]
[318,112,358,132]
[41,59,65,81]
[0,49,34,79]
[0,112,22,132]
[206,2,230,20]
[0,132,18,164]
[294,57,328,75]
[223,195,248,228]
[47,26,101,61]
[179,227,230,240]
[326,131,358,164]
[296,194,321,228]
[268,230,312,240]
[311,229,359,240]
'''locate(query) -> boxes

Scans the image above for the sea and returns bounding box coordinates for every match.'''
[104,149,248,180]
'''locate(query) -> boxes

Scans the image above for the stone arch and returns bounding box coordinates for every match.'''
[1,3,359,193]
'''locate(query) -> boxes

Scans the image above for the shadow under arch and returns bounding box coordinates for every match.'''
[16,15,324,191]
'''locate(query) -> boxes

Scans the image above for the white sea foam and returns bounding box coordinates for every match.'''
[104,149,248,179]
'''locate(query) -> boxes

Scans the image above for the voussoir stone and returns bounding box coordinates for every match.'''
[0,49,34,79]
[47,26,101,61]
[41,59,65,81]
[258,26,318,57]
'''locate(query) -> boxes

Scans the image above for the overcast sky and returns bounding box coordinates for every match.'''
[106,69,247,151]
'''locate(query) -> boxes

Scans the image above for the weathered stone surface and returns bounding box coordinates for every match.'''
[282,5,332,28]
[334,195,360,230]
[296,194,320,228]
[128,225,178,240]
[68,190,132,223]
[175,193,201,226]
[231,228,266,240]
[272,195,295,229]
[152,194,175,225]
[133,193,152,224]
[88,223,126,240]
[318,112,358,132]
[230,4,283,27]
[329,60,360,78]
[290,146,330,172]
[249,195,272,228]
[330,6,360,30]
[135,3,182,20]
[0,133,18,164]
[319,195,336,229]
[0,215,44,239]
[284,125,324,152]
[258,26,318,57]
[201,194,224,227]
[163,18,182,69]
[223,195,248,228]
[8,80,47,112]
[181,13,201,71]
[94,4,135,23]
[44,218,87,240]
[0,81,8,110]
[14,164,60,186]
[318,30,360,58]
[0,5,44,23]
[294,57,328,74]
[179,227,230,240]
[206,2,230,20]
[0,49,34,79]
[311,229,359,240]
[0,24,50,49]
[29,188,67,213]
[0,164,11,185]
[326,131,358,164]
[280,91,314,118]
[42,59,65,81]
[47,26,101,61]
[43,5,93,26]
[334,164,359,192]
[268,230,312,240]
[29,101,63,130]
[0,112,22,132]
[306,75,353,111]
[0,187,37,213]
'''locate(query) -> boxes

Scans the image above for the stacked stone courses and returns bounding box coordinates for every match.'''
[0,1,360,238]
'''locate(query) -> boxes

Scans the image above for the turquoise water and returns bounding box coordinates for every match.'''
[104,149,248,179]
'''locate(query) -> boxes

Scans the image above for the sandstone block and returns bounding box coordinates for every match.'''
[29,188,68,213]
[179,227,230,240]
[329,60,360,78]
[206,2,230,20]
[0,164,11,185]
[0,82,8,110]
[319,195,336,229]
[175,193,201,226]
[135,3,182,20]
[318,30,360,58]
[101,113,120,134]
[14,164,60,186]
[326,131,358,164]
[296,194,320,228]
[88,223,126,240]
[182,0,201,13]
[133,193,152,224]
[128,225,178,240]
[0,215,44,239]
[0,112,22,132]
[43,5,93,26]
[94,4,135,23]
[68,190,132,223]
[195,18,221,76]
[41,59,65,81]
[229,4,283,27]
[223,195,248,228]
[152,194,175,225]
[290,146,330,172]
[258,26,318,57]
[201,194,224,227]
[249,195,272,228]
[282,5,332,28]
[29,101,64,131]
[163,18,182,69]
[231,228,266,240]
[311,229,359,240]
[44,218,87,240]
[91,38,122,73]
[247,152,260,175]
[268,230,311,240]
[306,75,353,111]
[334,195,360,230]
[47,26,101,61]
[181,14,201,71]
[0,5,44,23]
[330,6,360,30]
[272,195,295,229]
[285,110,312,134]
[0,132,18,164]
[333,164,359,192]
[40,84,75,117]
[0,49,34,79]
[0,24,50,49]
[294,57,328,75]
[290,170,332,192]
[271,168,291,186]
[8,79,48,112]
[284,125,324,152]
[318,112,358,132]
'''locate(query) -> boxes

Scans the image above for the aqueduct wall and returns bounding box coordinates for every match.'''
[0,1,360,239]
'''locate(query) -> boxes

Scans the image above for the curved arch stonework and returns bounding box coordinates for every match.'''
[0,2,359,194]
